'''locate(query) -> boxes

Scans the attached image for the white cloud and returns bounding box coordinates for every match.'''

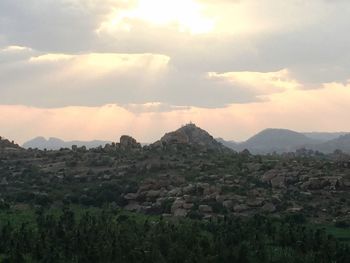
[208,69,301,96]
[122,102,190,113]
[1,45,32,52]
[1,81,350,145]
[97,0,215,35]
[0,0,350,138]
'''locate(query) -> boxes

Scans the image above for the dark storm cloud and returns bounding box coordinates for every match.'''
[0,0,134,52]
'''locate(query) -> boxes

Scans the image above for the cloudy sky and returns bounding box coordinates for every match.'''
[1,0,350,144]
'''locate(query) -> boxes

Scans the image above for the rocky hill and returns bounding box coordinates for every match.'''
[302,132,348,142]
[236,129,319,154]
[0,136,21,150]
[1,130,349,225]
[313,134,350,153]
[154,123,229,152]
[216,138,238,149]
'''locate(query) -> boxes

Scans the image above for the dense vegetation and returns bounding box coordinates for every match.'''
[0,207,349,263]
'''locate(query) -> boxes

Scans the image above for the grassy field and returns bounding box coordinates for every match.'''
[305,223,350,244]
[322,225,350,243]
[0,205,159,228]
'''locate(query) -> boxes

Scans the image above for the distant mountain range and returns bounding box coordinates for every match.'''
[313,134,350,154]
[23,137,111,150]
[218,129,350,154]
[301,132,348,141]
[22,128,350,154]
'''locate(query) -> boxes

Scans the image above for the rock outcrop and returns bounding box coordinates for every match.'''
[0,136,21,150]
[153,123,229,152]
[119,135,141,149]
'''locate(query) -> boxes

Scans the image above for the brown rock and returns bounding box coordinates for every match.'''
[199,205,213,213]
[271,176,286,188]
[171,199,185,214]
[247,199,264,207]
[262,170,278,182]
[222,200,234,210]
[146,190,161,198]
[119,135,141,149]
[183,203,194,210]
[124,202,141,212]
[286,207,303,213]
[174,208,188,217]
[261,203,276,213]
[233,204,249,213]
[124,193,139,200]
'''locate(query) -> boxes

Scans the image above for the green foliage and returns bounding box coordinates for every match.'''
[285,213,307,224]
[0,208,349,263]
[335,220,350,229]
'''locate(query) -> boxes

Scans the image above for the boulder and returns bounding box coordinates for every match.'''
[262,170,278,182]
[183,195,193,202]
[173,208,188,217]
[271,176,286,188]
[183,203,194,210]
[301,178,329,190]
[171,199,185,214]
[233,204,249,213]
[286,207,303,213]
[119,135,141,149]
[261,203,276,213]
[222,200,234,210]
[146,190,161,198]
[124,193,139,200]
[168,188,181,197]
[124,202,141,212]
[247,199,264,207]
[182,185,195,194]
[199,205,213,213]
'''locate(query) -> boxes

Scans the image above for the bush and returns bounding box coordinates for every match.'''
[285,213,307,224]
[335,220,350,228]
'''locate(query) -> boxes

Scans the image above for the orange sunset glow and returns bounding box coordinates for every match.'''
[1,0,350,144]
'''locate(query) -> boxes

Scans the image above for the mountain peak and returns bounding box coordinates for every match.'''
[157,123,229,151]
[233,128,318,154]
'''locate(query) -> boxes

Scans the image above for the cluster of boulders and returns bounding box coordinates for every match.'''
[1,125,350,224]
[101,135,142,152]
[261,167,349,191]
[119,135,141,149]
[115,157,350,222]
[0,136,21,151]
[119,176,275,218]
[153,123,229,152]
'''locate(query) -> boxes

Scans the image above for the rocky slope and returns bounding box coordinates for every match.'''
[153,123,229,152]
[303,132,348,142]
[313,134,350,153]
[0,136,21,150]
[216,138,238,149]
[237,129,319,154]
[220,129,350,154]
[1,131,349,224]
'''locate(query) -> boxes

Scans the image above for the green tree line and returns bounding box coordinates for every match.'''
[0,208,349,262]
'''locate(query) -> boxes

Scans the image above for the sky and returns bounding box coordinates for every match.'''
[1,0,350,144]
